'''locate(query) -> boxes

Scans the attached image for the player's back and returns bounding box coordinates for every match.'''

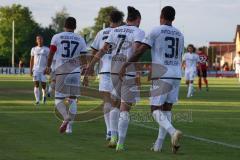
[107,25,145,58]
[51,32,87,74]
[149,25,184,79]
[106,25,145,74]
[91,27,113,73]
[198,52,208,70]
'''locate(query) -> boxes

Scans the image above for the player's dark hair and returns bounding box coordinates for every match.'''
[161,6,175,21]
[36,34,43,39]
[198,47,203,51]
[64,17,76,30]
[127,6,141,21]
[188,44,196,52]
[110,10,124,23]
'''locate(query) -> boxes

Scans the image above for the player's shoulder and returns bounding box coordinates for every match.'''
[52,32,62,39]
[42,45,49,49]
[43,46,50,51]
[136,27,145,34]
[31,46,37,50]
[99,27,113,36]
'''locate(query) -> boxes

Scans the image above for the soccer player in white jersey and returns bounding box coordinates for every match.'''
[233,51,240,82]
[91,10,124,141]
[84,6,145,151]
[182,44,200,97]
[120,6,184,154]
[30,35,49,105]
[45,17,87,134]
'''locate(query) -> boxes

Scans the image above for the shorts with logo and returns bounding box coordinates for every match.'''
[111,74,139,103]
[99,73,113,92]
[55,72,81,98]
[150,79,180,106]
[33,71,47,82]
[185,69,196,81]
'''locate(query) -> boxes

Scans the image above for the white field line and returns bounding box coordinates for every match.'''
[132,122,240,150]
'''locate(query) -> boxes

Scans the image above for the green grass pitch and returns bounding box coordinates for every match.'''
[0,75,240,160]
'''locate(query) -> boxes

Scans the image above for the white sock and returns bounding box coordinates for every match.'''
[118,111,130,145]
[67,121,73,131]
[68,98,77,121]
[153,110,176,137]
[49,82,55,92]
[103,102,112,134]
[187,83,193,97]
[110,107,120,138]
[48,86,52,93]
[42,88,46,97]
[55,99,68,120]
[155,111,172,148]
[34,87,40,102]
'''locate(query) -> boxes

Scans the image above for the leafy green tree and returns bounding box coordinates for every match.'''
[50,7,69,33]
[79,27,94,45]
[0,4,40,66]
[92,6,123,36]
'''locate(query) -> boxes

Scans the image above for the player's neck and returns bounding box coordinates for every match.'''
[110,23,119,28]
[37,44,43,47]
[64,28,74,32]
[162,22,172,26]
[126,21,138,27]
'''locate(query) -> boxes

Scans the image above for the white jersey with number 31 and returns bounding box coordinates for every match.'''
[143,25,184,79]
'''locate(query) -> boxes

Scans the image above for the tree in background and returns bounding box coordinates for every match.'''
[79,27,93,45]
[0,4,57,67]
[0,4,40,66]
[50,7,69,33]
[79,6,124,47]
[92,6,124,36]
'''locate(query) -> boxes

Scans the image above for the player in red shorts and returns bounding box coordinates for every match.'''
[197,47,209,91]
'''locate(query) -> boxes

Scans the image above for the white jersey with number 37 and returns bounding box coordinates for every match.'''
[143,25,184,79]
[50,32,87,74]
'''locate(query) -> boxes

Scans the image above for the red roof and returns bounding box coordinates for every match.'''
[209,42,235,46]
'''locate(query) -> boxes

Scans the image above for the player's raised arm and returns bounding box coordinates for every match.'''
[86,42,111,73]
[45,45,56,75]
[119,43,149,79]
[119,29,154,78]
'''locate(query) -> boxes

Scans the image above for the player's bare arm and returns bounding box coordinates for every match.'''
[80,54,89,86]
[82,42,110,86]
[119,43,149,79]
[30,56,34,76]
[45,49,56,75]
[181,60,186,70]
[85,42,110,75]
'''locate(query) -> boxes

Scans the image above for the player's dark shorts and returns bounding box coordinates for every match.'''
[197,69,207,78]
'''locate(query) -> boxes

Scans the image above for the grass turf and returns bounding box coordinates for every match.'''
[0,75,240,160]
